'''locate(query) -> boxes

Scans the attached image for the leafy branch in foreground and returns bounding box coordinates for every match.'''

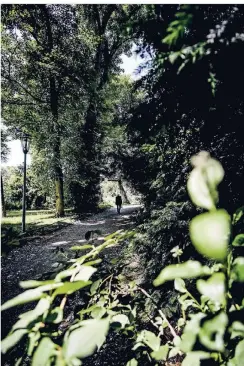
[149,151,244,366]
[1,230,138,365]
[126,152,243,366]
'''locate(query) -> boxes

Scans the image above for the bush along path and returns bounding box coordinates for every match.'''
[1,154,244,366]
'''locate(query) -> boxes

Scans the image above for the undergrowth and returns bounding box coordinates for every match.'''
[1,152,244,366]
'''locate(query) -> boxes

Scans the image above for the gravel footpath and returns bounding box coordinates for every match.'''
[1,205,139,339]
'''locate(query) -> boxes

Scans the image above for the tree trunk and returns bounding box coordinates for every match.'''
[118,179,130,204]
[72,102,101,214]
[54,137,64,217]
[1,175,7,217]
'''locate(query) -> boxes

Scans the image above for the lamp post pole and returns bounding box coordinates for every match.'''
[20,133,30,233]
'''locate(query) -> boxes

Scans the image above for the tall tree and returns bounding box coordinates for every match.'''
[70,5,142,213]
[1,128,10,217]
[1,4,89,216]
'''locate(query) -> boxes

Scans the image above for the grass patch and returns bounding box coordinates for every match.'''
[1,209,75,255]
[2,209,74,229]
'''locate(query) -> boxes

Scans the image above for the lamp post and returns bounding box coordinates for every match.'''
[20,132,30,232]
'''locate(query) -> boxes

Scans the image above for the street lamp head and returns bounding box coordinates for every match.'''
[20,133,30,154]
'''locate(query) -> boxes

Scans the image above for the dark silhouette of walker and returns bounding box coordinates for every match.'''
[115,195,122,214]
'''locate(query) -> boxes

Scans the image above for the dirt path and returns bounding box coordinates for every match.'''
[1,205,140,339]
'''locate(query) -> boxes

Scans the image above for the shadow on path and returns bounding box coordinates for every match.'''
[1,205,140,339]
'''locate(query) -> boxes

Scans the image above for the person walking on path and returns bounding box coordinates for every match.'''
[115,194,122,214]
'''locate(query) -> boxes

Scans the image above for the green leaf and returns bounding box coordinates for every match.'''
[52,281,91,298]
[151,344,169,361]
[180,313,206,352]
[27,332,41,356]
[126,359,138,366]
[46,307,63,324]
[111,314,130,329]
[154,261,209,286]
[64,318,110,360]
[13,297,50,330]
[178,318,186,327]
[32,337,56,366]
[190,210,230,261]
[230,321,244,339]
[2,289,44,311]
[197,273,226,305]
[174,278,187,293]
[139,330,160,351]
[169,52,179,64]
[2,282,64,311]
[78,304,98,317]
[182,351,210,366]
[235,340,244,366]
[1,329,28,354]
[55,269,76,282]
[71,245,94,250]
[19,280,55,289]
[232,234,244,247]
[74,266,97,281]
[232,257,244,282]
[91,307,106,319]
[90,279,102,295]
[233,206,244,225]
[187,154,224,210]
[199,312,228,351]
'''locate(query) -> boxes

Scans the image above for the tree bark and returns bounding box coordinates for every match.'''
[44,5,65,217]
[118,179,130,204]
[1,175,7,217]
[54,137,64,217]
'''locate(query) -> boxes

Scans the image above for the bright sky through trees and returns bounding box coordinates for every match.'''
[2,52,142,167]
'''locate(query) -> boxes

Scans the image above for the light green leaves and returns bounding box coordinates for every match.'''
[112,314,130,329]
[154,261,209,286]
[135,330,161,352]
[13,297,50,331]
[1,288,45,311]
[180,313,206,353]
[151,344,169,361]
[199,312,228,352]
[90,279,102,295]
[182,351,210,366]
[231,257,244,282]
[1,329,28,354]
[197,273,226,305]
[234,340,244,366]
[32,337,56,366]
[64,318,110,361]
[19,280,55,289]
[190,210,230,261]
[73,266,97,281]
[233,207,244,225]
[187,152,224,210]
[52,281,91,299]
[171,245,183,258]
[174,278,187,293]
[232,234,244,247]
